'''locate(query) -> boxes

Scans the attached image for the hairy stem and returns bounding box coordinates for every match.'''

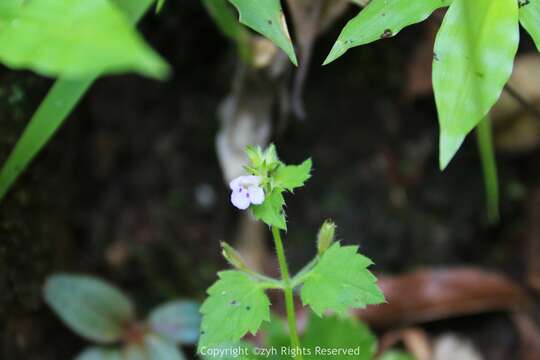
[271,226,303,359]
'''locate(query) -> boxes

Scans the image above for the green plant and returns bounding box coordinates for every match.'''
[3,0,537,221]
[44,274,200,359]
[202,0,540,221]
[198,145,385,359]
[0,0,167,201]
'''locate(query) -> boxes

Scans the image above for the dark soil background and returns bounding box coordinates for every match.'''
[1,2,539,359]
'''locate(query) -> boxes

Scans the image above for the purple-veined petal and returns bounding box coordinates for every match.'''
[231,189,250,210]
[248,186,264,205]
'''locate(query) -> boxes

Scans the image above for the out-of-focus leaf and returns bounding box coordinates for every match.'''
[200,343,256,360]
[156,0,165,13]
[149,301,201,345]
[0,79,94,201]
[124,336,186,360]
[262,314,377,360]
[302,314,377,360]
[476,117,499,223]
[324,0,451,65]
[227,0,298,65]
[44,274,135,343]
[0,0,169,79]
[204,0,245,41]
[75,347,123,360]
[0,0,154,203]
[433,0,519,169]
[202,0,251,62]
[199,271,271,349]
[519,0,540,51]
[144,335,186,360]
[301,242,385,317]
[380,350,416,360]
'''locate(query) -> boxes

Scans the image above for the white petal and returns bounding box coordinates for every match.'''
[244,175,261,186]
[229,176,242,190]
[231,189,250,210]
[248,186,265,205]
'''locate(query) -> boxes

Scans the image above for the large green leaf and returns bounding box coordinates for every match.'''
[44,274,135,343]
[203,0,251,62]
[199,271,271,349]
[300,243,384,317]
[0,0,168,79]
[324,0,451,64]
[204,0,245,41]
[227,0,297,65]
[433,0,519,169]
[0,0,154,203]
[520,0,540,50]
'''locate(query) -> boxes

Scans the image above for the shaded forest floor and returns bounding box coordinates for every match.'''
[1,2,540,359]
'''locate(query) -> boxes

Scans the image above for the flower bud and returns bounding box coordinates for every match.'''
[245,145,264,168]
[317,220,336,255]
[221,242,247,270]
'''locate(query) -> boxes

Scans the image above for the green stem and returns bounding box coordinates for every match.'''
[271,226,303,359]
[291,257,319,288]
[476,116,500,224]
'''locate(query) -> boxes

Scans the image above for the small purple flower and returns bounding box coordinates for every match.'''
[229,175,265,210]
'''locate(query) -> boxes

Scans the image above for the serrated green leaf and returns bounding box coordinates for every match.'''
[75,347,123,360]
[149,301,201,345]
[0,0,154,203]
[519,0,540,50]
[199,271,271,349]
[380,350,416,360]
[251,189,286,230]
[324,0,451,64]
[0,0,169,79]
[44,274,135,343]
[227,0,297,65]
[301,243,384,317]
[433,0,519,169]
[274,158,312,192]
